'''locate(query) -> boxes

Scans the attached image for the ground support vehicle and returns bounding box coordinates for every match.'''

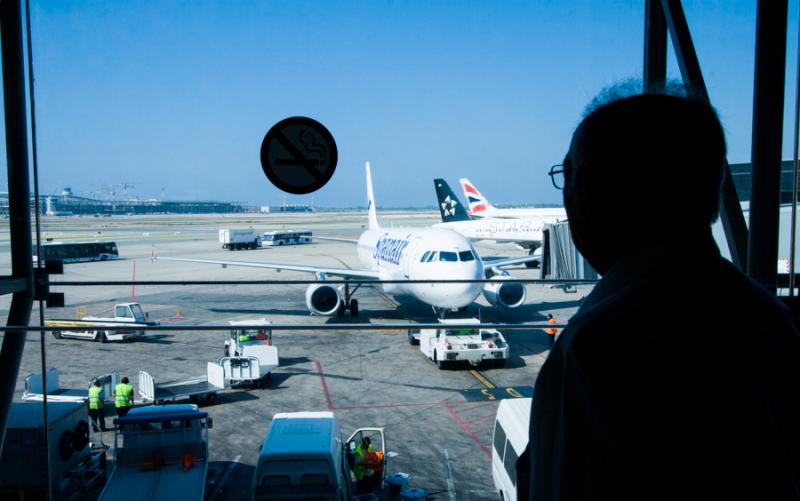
[492,398,532,500]
[220,228,262,250]
[0,402,103,499]
[410,317,509,368]
[262,230,313,246]
[98,404,212,501]
[34,241,119,264]
[22,369,119,404]
[46,302,158,342]
[139,363,225,405]
[222,319,279,388]
[252,411,386,501]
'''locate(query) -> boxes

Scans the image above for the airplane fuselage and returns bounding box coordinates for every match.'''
[434,215,565,249]
[357,227,483,310]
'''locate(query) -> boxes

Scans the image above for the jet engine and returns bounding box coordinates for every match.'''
[483,276,526,308]
[305,284,342,316]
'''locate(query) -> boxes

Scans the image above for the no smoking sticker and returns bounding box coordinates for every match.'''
[260,117,338,195]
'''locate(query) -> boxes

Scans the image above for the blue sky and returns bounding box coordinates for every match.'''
[14,1,800,207]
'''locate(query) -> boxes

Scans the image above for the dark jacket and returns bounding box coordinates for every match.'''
[524,233,800,500]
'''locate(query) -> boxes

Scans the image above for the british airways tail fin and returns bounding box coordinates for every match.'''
[434,178,471,222]
[365,162,380,230]
[459,178,495,217]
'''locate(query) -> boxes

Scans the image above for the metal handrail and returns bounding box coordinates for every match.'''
[51,278,599,286]
[2,322,569,331]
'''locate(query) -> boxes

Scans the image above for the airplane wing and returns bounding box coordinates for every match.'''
[482,255,540,270]
[312,236,360,244]
[158,257,379,279]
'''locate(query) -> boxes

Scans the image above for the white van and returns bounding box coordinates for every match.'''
[492,398,532,500]
[252,412,385,501]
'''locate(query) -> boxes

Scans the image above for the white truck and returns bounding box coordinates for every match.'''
[46,303,158,342]
[409,318,509,369]
[219,228,262,250]
[98,404,212,501]
[221,319,279,388]
[252,412,386,501]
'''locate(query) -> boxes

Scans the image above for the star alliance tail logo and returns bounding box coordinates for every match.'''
[441,195,458,216]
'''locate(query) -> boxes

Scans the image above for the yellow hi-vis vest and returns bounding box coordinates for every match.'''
[88,385,103,410]
[115,383,133,408]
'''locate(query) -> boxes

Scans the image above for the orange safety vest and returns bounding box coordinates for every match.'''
[545,318,558,336]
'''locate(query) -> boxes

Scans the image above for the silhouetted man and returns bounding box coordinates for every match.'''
[522,87,800,500]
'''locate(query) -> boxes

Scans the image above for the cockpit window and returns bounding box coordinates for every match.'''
[420,251,431,262]
[458,250,475,262]
[439,251,458,262]
[426,251,438,262]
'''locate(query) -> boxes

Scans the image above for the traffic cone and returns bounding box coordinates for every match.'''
[176,308,182,317]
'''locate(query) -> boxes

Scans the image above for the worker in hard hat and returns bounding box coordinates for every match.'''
[113,376,134,417]
[88,379,106,432]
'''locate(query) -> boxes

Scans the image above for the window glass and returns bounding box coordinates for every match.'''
[420,251,430,262]
[261,475,291,486]
[300,474,330,486]
[493,422,507,459]
[458,250,475,261]
[439,251,457,262]
[503,441,518,486]
[426,252,438,262]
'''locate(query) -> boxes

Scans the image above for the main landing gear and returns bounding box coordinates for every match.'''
[337,281,361,317]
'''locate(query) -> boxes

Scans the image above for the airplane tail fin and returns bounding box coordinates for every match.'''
[459,178,495,217]
[434,178,471,222]
[365,162,380,230]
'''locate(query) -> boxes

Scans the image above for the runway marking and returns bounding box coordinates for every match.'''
[442,449,457,501]
[209,454,241,499]
[315,359,334,410]
[309,252,351,269]
[468,369,495,389]
[443,401,491,458]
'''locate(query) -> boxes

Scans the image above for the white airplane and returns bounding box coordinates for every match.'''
[460,178,566,220]
[432,178,562,267]
[160,163,535,317]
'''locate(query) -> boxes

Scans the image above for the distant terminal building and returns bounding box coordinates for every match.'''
[268,204,314,213]
[730,161,800,203]
[0,187,249,216]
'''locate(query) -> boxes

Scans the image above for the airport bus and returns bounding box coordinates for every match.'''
[34,241,119,263]
[492,398,531,500]
[262,230,312,246]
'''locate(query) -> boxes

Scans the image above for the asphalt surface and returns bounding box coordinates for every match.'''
[0,213,590,500]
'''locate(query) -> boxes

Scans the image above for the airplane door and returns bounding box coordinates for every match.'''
[404,237,422,279]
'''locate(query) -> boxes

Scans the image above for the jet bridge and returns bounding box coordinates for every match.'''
[541,222,598,285]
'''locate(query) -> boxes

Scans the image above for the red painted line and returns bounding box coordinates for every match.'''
[443,401,491,458]
[335,399,499,411]
[315,359,334,410]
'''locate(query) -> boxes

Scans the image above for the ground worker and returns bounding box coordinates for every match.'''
[113,376,134,417]
[354,436,378,493]
[545,313,558,348]
[88,379,106,432]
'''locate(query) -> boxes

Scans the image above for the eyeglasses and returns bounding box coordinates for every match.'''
[548,164,566,190]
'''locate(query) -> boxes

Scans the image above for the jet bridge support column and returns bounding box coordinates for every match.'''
[0,0,35,458]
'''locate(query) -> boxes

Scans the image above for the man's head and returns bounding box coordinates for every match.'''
[93,380,101,387]
[563,84,726,273]
[121,377,129,384]
[362,436,371,448]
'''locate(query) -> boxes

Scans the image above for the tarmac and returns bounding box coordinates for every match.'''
[0,212,591,500]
